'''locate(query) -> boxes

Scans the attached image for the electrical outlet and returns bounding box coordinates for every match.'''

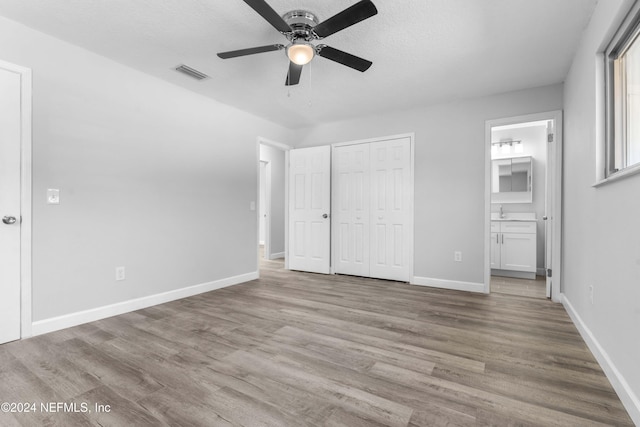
[589,285,594,305]
[115,266,126,281]
[47,189,60,204]
[454,251,462,262]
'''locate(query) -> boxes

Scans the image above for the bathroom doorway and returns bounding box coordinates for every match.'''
[484,111,563,301]
[257,138,289,273]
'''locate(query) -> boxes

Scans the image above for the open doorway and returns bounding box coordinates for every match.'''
[259,160,269,259]
[484,111,563,301]
[257,139,289,272]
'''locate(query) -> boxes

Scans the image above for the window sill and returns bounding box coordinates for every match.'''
[593,163,640,187]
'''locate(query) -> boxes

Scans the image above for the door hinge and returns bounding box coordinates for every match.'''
[547,268,552,278]
[547,133,554,143]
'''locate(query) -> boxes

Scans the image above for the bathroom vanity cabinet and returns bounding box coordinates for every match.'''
[491,220,537,279]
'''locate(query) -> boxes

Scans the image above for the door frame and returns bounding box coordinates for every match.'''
[484,110,563,302]
[259,160,270,256]
[256,137,290,270]
[330,133,415,280]
[0,59,33,339]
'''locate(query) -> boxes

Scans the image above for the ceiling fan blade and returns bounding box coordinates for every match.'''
[242,0,292,33]
[217,44,284,59]
[317,45,372,72]
[313,0,378,38]
[286,62,303,86]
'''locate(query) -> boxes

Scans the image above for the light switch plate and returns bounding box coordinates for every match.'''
[47,189,60,204]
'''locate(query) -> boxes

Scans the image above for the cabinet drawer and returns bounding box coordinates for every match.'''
[491,222,501,233]
[500,221,536,234]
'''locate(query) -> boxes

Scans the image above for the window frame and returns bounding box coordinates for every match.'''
[604,1,640,178]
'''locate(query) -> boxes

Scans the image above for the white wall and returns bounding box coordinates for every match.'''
[0,16,293,322]
[492,124,547,271]
[259,144,286,257]
[563,0,640,422]
[294,84,563,286]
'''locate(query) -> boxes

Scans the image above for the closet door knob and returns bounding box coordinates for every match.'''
[2,216,17,225]
[322,213,328,219]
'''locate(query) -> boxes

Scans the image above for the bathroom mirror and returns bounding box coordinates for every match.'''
[491,156,533,203]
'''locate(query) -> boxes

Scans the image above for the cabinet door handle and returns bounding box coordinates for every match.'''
[496,234,499,244]
[502,234,504,244]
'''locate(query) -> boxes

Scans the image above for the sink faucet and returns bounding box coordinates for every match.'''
[499,205,505,218]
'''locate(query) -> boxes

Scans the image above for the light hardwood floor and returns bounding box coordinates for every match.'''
[0,257,633,426]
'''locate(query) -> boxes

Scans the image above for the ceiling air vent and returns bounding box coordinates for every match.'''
[175,64,209,81]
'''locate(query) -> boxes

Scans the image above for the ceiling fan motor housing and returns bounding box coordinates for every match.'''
[282,10,319,41]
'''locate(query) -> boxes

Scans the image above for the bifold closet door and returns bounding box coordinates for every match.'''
[334,137,411,282]
[334,143,370,277]
[369,138,412,281]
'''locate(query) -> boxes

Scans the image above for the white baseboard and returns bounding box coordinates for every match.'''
[411,276,485,293]
[562,294,640,425]
[491,269,536,280]
[31,271,258,336]
[269,252,285,260]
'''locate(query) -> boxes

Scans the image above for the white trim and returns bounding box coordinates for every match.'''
[32,272,258,336]
[284,149,290,270]
[0,60,33,339]
[536,267,546,276]
[484,111,563,302]
[256,140,261,272]
[259,160,271,260]
[562,294,640,425]
[259,137,291,151]
[330,133,415,281]
[269,252,285,260]
[491,269,536,280]
[331,132,415,148]
[593,161,640,187]
[411,276,485,293]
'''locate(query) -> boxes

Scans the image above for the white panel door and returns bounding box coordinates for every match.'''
[334,143,370,277]
[369,138,412,281]
[288,146,331,274]
[0,66,22,344]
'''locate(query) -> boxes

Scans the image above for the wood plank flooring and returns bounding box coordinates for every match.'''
[0,257,633,426]
[491,275,547,299]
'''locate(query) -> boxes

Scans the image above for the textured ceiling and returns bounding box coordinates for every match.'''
[0,0,597,128]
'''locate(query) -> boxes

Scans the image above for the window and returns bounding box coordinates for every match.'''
[605,2,640,177]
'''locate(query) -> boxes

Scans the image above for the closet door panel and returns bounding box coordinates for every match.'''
[370,138,411,281]
[334,144,370,276]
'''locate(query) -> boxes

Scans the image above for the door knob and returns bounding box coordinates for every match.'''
[322,213,328,219]
[542,216,548,220]
[2,216,17,225]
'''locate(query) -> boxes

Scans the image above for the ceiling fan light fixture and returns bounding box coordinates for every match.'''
[287,42,315,65]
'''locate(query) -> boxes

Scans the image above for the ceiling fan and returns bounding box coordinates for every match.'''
[217,0,378,86]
